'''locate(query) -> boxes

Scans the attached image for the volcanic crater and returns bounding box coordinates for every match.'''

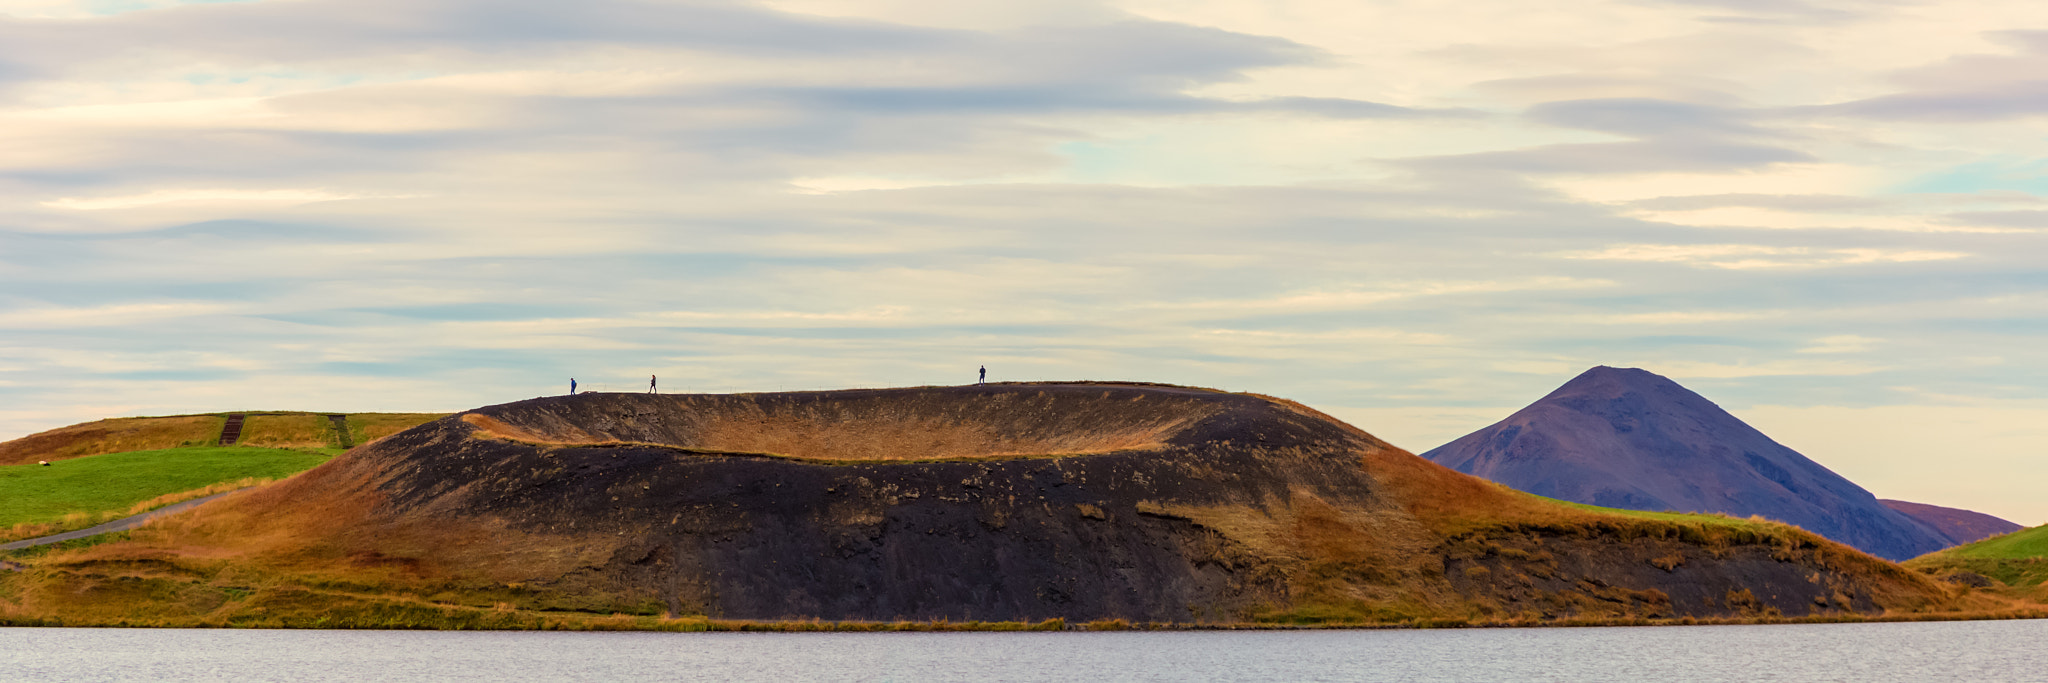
[9,382,1952,627]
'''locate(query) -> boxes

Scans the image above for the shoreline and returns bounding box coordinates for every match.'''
[5,608,2044,632]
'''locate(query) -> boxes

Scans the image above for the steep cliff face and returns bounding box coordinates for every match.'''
[7,382,1951,626]
[1421,367,1952,561]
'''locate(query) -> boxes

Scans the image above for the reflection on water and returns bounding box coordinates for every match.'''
[3,619,2043,682]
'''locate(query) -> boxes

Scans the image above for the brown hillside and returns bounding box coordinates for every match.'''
[0,415,222,465]
[1,384,1960,628]
[0,412,446,465]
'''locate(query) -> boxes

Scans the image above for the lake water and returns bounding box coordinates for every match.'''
[3,619,2043,682]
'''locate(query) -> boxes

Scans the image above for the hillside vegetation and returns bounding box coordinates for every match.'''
[0,416,222,465]
[1907,526,2048,599]
[1,384,2033,630]
[1937,525,2048,560]
[0,446,335,542]
[0,412,445,465]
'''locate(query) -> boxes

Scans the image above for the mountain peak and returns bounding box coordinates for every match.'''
[1551,365,1682,396]
[1421,366,1953,560]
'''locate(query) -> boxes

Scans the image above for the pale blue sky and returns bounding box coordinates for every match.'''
[2,0,2046,522]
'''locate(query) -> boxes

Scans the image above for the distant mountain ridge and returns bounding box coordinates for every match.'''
[1880,499,2023,547]
[1421,366,1952,561]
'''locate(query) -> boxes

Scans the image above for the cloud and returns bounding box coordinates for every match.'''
[1805,83,2048,123]
[0,301,231,329]
[0,3,1452,125]
[1409,139,1813,174]
[1937,210,2048,229]
[1403,97,1812,175]
[1468,74,1746,105]
[1623,194,1889,212]
[1561,310,1785,325]
[1799,334,1880,353]
[1784,33,2048,123]
[1644,359,1887,378]
[1526,98,1771,138]
[42,188,371,210]
[1650,0,1865,25]
[3,0,2048,521]
[1553,243,1967,269]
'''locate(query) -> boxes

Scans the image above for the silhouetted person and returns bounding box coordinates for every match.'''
[978,365,986,385]
[649,374,657,394]
[570,378,577,395]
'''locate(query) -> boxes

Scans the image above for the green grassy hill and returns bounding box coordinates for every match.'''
[0,446,335,542]
[1906,525,2048,590]
[1937,525,2048,560]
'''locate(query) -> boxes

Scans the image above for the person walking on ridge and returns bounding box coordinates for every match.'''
[649,374,657,394]
[570,378,577,395]
[978,365,986,385]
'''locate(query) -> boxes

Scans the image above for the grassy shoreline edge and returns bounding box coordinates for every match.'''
[4,609,2044,632]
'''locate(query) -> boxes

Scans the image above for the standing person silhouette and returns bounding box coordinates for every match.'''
[649,374,657,394]
[978,365,986,385]
[570,378,577,395]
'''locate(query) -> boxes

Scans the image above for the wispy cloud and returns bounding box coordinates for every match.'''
[42,189,374,210]
[2,0,2048,521]
[1644,359,1888,378]
[1553,243,1967,269]
[1799,335,1880,354]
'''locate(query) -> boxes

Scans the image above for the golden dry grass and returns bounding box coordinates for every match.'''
[239,413,446,449]
[465,390,1223,461]
[0,412,448,466]
[687,392,1218,460]
[348,413,446,445]
[0,415,221,465]
[0,459,645,628]
[237,415,333,448]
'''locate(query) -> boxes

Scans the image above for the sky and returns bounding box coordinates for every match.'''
[1,0,2045,524]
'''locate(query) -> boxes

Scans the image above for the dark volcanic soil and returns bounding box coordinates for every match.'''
[278,382,1942,623]
[345,385,1371,621]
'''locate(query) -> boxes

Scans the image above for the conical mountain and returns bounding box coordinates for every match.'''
[1421,366,1951,561]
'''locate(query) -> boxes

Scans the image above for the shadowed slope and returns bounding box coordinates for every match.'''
[1881,500,2023,546]
[2,383,1956,627]
[1421,367,1951,561]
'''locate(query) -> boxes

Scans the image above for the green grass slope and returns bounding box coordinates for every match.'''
[0,446,334,540]
[1906,525,2048,595]
[1938,525,2048,560]
[1547,496,1784,528]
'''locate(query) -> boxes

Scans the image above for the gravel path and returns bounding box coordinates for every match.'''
[0,490,245,551]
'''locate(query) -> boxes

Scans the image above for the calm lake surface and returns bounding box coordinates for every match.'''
[3,619,2043,682]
